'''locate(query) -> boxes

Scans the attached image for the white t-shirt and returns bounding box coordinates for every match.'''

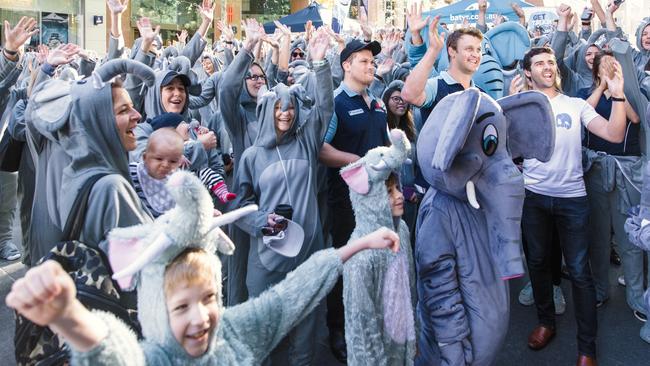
[523,93,600,198]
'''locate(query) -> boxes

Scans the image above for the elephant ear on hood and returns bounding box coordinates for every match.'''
[255,82,312,148]
[498,91,555,162]
[26,79,74,142]
[484,22,531,69]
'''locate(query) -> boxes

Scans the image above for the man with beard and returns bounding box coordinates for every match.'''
[520,46,628,366]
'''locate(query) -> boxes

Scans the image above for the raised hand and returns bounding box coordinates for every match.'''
[509,74,525,95]
[308,27,331,62]
[198,0,215,23]
[216,20,234,42]
[493,14,504,26]
[198,130,217,150]
[3,17,39,53]
[36,44,49,65]
[406,2,430,35]
[428,16,444,54]
[5,261,76,327]
[106,0,128,14]
[176,29,188,44]
[511,2,525,18]
[136,17,160,52]
[478,0,488,12]
[556,3,572,18]
[243,18,264,51]
[358,8,372,40]
[47,44,80,66]
[274,20,291,38]
[376,57,395,76]
[262,35,280,50]
[604,59,624,97]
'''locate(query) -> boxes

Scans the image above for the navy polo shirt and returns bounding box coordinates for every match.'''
[324,82,389,205]
[419,71,476,126]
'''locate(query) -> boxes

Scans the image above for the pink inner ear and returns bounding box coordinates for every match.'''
[108,237,145,289]
[340,164,369,194]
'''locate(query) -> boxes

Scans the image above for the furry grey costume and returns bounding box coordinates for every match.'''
[340,129,417,365]
[66,172,345,366]
[415,89,555,365]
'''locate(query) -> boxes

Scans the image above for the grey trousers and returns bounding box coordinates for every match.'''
[585,163,648,312]
[0,171,18,249]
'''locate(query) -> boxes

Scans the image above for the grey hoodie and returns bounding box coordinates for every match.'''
[28,60,155,252]
[235,62,333,274]
[633,19,650,72]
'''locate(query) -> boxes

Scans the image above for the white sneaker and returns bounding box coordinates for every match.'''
[0,242,21,261]
[518,281,534,306]
[618,275,626,287]
[553,286,566,315]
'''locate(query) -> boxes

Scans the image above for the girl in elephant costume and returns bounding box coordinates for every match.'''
[414,88,555,366]
[339,129,418,366]
[6,171,402,366]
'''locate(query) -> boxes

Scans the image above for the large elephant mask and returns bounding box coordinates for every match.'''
[417,88,555,279]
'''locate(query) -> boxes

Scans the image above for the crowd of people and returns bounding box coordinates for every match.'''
[1,0,650,365]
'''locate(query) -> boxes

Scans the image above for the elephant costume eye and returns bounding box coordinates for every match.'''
[482,124,498,156]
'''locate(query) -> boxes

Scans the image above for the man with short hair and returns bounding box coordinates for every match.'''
[402,11,483,122]
[520,46,628,366]
[319,38,387,363]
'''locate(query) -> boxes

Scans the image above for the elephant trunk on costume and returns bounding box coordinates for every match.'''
[473,159,526,279]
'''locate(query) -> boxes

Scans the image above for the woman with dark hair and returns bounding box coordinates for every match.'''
[577,50,647,322]
[381,80,419,243]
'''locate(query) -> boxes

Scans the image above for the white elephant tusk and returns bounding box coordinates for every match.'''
[112,232,173,281]
[208,205,259,232]
[642,219,650,228]
[524,177,541,186]
[466,181,480,210]
[369,159,388,171]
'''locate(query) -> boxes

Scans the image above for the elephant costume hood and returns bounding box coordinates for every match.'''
[634,18,650,70]
[254,82,312,148]
[26,59,157,227]
[107,171,257,363]
[143,68,192,120]
[417,88,555,279]
[339,129,417,365]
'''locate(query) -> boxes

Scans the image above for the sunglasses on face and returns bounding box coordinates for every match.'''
[246,74,266,82]
[292,51,305,58]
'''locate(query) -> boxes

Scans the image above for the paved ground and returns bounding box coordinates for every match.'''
[1,229,647,365]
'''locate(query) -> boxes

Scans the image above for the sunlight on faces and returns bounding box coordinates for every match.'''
[112,86,141,152]
[143,129,184,180]
[161,78,187,114]
[274,100,295,136]
[449,34,482,75]
[165,249,222,358]
[245,64,266,99]
[387,90,407,117]
[343,49,376,86]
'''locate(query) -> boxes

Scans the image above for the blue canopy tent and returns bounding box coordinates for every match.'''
[263,3,323,34]
[423,0,534,26]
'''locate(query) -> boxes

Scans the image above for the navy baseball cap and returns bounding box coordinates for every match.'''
[340,39,381,67]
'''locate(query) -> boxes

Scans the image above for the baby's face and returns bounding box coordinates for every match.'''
[143,142,183,180]
[166,280,220,357]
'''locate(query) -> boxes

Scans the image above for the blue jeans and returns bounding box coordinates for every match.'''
[522,190,597,357]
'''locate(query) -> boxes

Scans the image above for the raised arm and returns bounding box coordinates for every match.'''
[106,0,128,61]
[402,16,444,107]
[306,28,334,144]
[224,228,399,361]
[477,0,488,34]
[585,60,628,142]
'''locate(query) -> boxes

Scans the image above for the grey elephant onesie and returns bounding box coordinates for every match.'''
[339,129,417,366]
[414,88,555,366]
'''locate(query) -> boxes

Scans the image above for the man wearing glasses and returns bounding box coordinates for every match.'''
[319,39,387,363]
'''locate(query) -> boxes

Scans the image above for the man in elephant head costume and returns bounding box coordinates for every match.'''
[415,88,555,365]
[339,129,417,365]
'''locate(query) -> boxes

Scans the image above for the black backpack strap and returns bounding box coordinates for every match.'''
[61,174,108,242]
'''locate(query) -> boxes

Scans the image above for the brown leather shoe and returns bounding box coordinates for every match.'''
[576,355,597,366]
[527,325,556,350]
